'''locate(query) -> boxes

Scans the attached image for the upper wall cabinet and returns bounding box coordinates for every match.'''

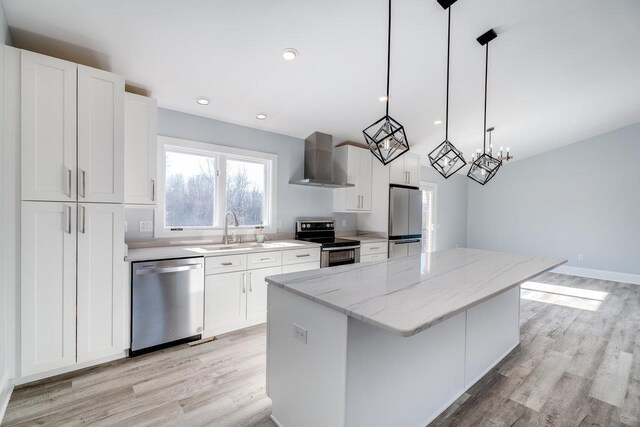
[389,152,421,187]
[333,145,373,212]
[77,65,125,203]
[124,93,158,205]
[21,51,78,202]
[21,51,125,203]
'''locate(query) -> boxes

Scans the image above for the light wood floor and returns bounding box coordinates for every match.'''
[3,273,639,426]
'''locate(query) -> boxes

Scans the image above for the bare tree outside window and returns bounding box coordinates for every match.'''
[226,159,265,226]
[165,151,216,227]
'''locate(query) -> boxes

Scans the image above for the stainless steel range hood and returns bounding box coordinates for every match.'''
[290,131,355,188]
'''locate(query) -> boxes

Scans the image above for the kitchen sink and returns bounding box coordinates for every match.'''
[183,241,303,254]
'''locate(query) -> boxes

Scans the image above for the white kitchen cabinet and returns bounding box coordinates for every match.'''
[21,202,77,376]
[21,51,77,202]
[247,266,281,323]
[333,145,373,212]
[360,253,387,263]
[77,65,125,203]
[124,93,157,204]
[77,203,125,363]
[205,271,247,336]
[389,152,421,187]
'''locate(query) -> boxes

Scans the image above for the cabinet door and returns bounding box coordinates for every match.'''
[21,202,77,376]
[405,153,421,187]
[345,147,360,210]
[359,149,373,211]
[77,203,125,363]
[77,65,125,203]
[124,93,157,204]
[21,51,77,202]
[389,156,407,185]
[247,266,281,322]
[204,271,247,336]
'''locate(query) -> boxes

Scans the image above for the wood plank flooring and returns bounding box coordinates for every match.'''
[3,273,639,426]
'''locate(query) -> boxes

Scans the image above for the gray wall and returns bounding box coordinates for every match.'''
[467,122,640,275]
[1,1,12,405]
[421,166,469,251]
[125,108,356,240]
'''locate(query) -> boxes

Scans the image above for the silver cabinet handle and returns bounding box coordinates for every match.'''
[242,273,246,293]
[151,179,155,202]
[248,272,252,292]
[66,168,72,197]
[221,262,233,266]
[370,246,380,250]
[136,264,203,275]
[295,254,310,258]
[79,205,86,233]
[408,171,411,184]
[66,205,72,234]
[80,169,86,198]
[260,258,270,261]
[405,171,409,184]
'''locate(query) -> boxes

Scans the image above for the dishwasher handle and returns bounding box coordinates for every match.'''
[136,264,203,275]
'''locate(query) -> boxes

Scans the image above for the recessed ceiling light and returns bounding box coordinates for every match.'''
[378,96,388,102]
[256,113,267,120]
[195,97,211,105]
[433,120,443,125]
[282,48,299,61]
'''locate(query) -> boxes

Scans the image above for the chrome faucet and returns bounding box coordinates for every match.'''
[224,211,240,244]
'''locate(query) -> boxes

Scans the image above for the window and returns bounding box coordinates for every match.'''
[156,136,277,237]
[420,182,437,253]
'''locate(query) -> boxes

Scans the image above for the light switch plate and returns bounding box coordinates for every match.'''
[139,220,153,232]
[293,323,307,344]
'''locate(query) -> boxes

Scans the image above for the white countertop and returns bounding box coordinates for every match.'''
[266,248,565,337]
[126,240,321,262]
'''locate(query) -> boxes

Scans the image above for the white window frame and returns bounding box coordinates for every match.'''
[420,181,438,253]
[155,135,278,237]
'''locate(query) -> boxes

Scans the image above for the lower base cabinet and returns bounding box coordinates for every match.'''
[21,201,124,377]
[204,248,320,337]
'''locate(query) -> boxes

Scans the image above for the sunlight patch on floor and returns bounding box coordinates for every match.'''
[520,281,608,311]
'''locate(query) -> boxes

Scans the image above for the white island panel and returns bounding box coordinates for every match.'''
[345,313,466,427]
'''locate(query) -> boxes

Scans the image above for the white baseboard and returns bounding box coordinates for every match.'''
[552,266,640,285]
[0,372,14,424]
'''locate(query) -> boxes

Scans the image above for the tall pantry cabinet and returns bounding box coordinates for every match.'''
[11,48,126,377]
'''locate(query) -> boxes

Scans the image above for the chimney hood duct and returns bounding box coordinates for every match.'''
[290,132,355,188]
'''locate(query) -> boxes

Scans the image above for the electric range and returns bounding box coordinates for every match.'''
[295,219,360,267]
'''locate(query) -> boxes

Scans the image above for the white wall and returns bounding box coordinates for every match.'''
[467,122,640,275]
[421,166,468,251]
[125,108,357,240]
[1,1,13,415]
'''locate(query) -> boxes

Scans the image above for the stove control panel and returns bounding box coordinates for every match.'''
[296,220,335,233]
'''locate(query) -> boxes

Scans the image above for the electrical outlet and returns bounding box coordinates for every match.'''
[277,219,282,229]
[293,323,307,344]
[577,254,584,261]
[139,220,153,233]
[341,219,346,227]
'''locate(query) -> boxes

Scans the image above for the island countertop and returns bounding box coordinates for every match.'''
[266,248,565,337]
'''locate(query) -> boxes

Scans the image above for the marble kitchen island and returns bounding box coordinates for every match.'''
[265,248,565,427]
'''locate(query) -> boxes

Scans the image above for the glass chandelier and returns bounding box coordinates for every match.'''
[428,3,466,179]
[363,0,410,166]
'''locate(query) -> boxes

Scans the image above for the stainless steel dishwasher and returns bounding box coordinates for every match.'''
[131,257,204,355]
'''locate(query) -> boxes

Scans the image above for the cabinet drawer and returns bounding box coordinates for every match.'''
[247,251,282,270]
[361,242,387,256]
[361,253,387,263]
[282,248,321,266]
[205,254,247,275]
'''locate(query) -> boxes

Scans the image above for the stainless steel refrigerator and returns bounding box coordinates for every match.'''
[388,185,422,258]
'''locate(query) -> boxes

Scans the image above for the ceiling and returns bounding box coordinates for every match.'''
[3,0,640,165]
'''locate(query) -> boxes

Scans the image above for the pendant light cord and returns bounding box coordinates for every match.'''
[445,7,451,140]
[385,0,392,117]
[483,42,489,153]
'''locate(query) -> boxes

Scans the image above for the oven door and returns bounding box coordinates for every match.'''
[321,246,361,268]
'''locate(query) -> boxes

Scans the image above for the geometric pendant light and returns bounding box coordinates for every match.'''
[428,1,467,178]
[363,0,410,166]
[468,29,502,185]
